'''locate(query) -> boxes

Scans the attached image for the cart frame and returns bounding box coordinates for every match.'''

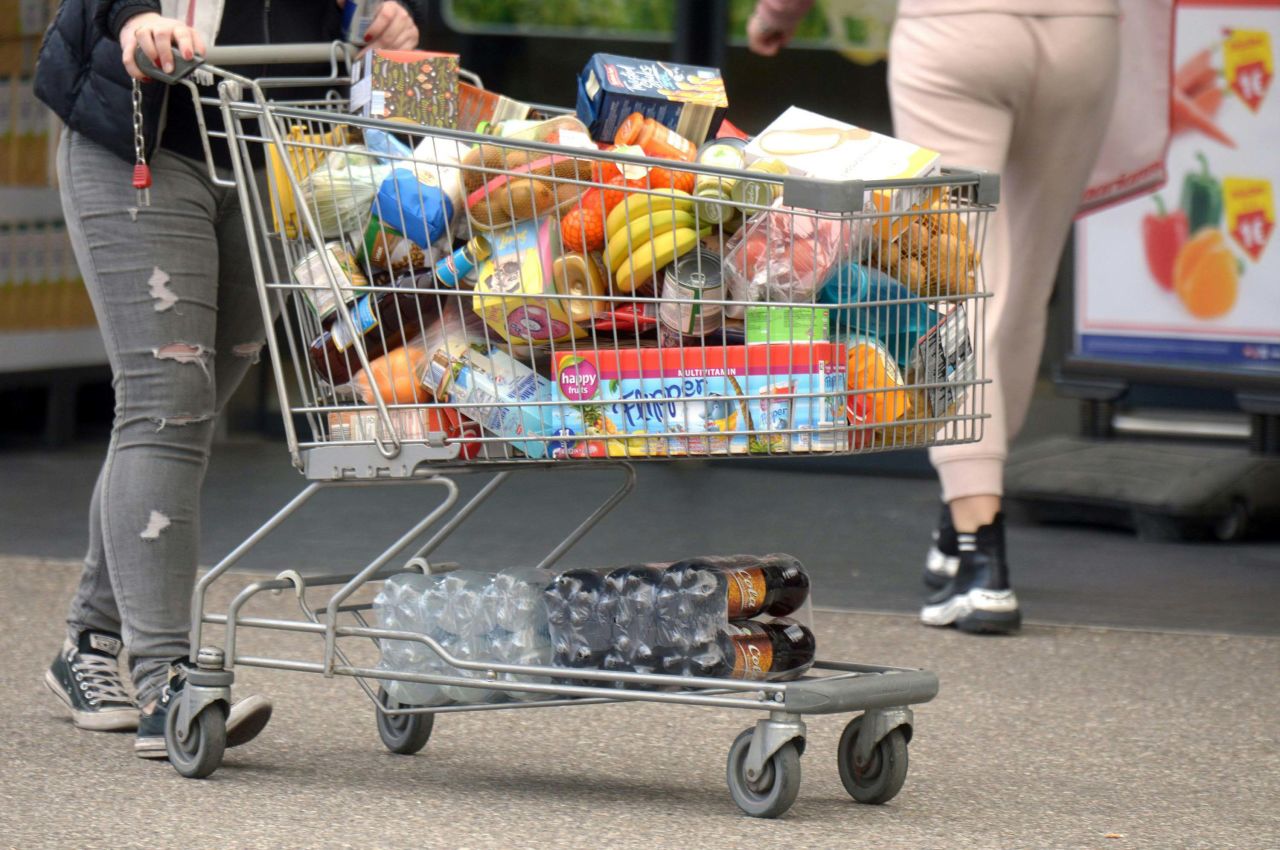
[137,43,998,817]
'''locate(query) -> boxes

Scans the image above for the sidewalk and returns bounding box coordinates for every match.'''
[4,556,1275,849]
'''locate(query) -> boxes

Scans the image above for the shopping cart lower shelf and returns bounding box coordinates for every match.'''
[166,461,938,819]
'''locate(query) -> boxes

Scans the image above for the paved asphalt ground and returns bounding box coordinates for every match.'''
[3,555,1278,850]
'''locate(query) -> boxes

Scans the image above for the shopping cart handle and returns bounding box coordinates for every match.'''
[134,46,205,85]
[135,43,354,84]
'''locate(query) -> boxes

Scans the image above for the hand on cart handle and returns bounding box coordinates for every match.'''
[121,12,206,81]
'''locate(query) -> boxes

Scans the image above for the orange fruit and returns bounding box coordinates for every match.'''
[602,175,645,214]
[1173,229,1239,319]
[649,166,695,194]
[560,207,605,253]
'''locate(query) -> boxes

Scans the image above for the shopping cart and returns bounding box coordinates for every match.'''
[139,44,995,818]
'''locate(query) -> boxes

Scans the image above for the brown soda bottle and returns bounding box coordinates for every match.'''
[674,553,809,619]
[715,618,816,681]
[308,241,483,386]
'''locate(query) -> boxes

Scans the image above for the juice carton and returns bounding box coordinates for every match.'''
[553,343,846,456]
[577,53,728,145]
[350,50,460,129]
[471,219,586,346]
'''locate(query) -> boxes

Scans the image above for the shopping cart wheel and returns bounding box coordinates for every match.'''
[376,686,434,755]
[165,701,227,779]
[726,728,802,819]
[837,715,908,805]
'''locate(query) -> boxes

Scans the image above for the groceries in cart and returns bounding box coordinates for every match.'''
[269,50,987,459]
[373,554,814,705]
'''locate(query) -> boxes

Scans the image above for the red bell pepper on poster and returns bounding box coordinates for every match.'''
[1143,196,1190,291]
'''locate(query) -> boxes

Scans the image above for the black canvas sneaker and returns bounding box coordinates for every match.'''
[920,513,1021,634]
[136,664,273,759]
[45,630,137,731]
[923,503,960,589]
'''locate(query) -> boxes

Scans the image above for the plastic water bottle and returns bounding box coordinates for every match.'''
[435,570,498,638]
[486,566,554,634]
[439,631,506,704]
[492,626,554,701]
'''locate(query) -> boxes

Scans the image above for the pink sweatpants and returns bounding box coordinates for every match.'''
[888,13,1119,501]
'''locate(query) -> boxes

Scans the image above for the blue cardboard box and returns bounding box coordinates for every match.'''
[576,53,728,145]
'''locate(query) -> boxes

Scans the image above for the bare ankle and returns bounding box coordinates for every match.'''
[948,495,1001,533]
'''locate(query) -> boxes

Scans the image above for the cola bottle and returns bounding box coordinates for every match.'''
[654,561,728,653]
[544,569,613,673]
[695,553,811,619]
[605,565,664,666]
[713,618,816,681]
[308,268,441,386]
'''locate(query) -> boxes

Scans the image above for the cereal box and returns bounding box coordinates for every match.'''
[577,53,727,145]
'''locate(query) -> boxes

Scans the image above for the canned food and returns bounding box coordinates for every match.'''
[293,242,368,321]
[660,249,724,337]
[732,159,787,212]
[694,140,746,225]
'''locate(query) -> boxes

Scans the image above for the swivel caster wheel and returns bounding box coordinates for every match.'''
[165,701,228,779]
[838,715,908,805]
[725,727,802,818]
[376,686,434,755]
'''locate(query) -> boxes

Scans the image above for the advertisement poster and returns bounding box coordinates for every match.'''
[1076,0,1280,370]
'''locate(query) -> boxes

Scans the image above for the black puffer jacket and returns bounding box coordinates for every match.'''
[36,0,423,164]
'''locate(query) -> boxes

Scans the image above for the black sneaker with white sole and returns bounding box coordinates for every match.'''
[45,630,137,731]
[923,502,959,590]
[136,664,274,759]
[920,513,1021,634]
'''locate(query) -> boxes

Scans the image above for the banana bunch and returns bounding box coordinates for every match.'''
[874,198,979,298]
[603,191,700,293]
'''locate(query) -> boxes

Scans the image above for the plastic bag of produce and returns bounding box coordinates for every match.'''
[299,146,390,238]
[723,199,850,317]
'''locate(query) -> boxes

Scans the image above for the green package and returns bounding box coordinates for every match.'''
[745,306,830,345]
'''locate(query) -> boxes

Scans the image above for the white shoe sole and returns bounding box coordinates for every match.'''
[44,670,138,732]
[921,588,1021,632]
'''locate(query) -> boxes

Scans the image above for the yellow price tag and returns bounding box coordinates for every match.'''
[1223,29,1273,113]
[1223,177,1274,262]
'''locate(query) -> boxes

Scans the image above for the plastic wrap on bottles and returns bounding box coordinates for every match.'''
[299,146,391,238]
[438,631,506,704]
[433,570,498,638]
[486,566,555,633]
[491,626,554,701]
[723,200,851,318]
[374,573,450,706]
[544,569,614,674]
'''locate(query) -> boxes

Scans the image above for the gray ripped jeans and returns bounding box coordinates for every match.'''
[58,129,267,706]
